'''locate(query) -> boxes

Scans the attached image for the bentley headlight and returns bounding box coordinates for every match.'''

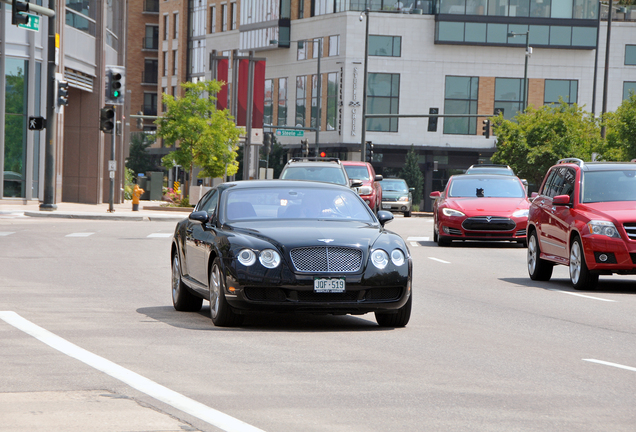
[512,209,529,218]
[391,249,405,266]
[588,220,620,238]
[259,249,281,268]
[237,249,256,266]
[371,249,389,269]
[442,208,465,217]
[358,186,372,195]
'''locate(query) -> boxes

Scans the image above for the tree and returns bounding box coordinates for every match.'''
[156,80,243,197]
[399,145,424,208]
[604,93,636,161]
[260,135,286,179]
[126,132,157,175]
[491,102,604,187]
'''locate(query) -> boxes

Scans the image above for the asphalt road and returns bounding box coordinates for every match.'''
[1,215,635,431]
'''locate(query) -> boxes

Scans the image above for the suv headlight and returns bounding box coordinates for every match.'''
[398,196,409,202]
[358,186,372,195]
[587,220,620,238]
[442,208,465,217]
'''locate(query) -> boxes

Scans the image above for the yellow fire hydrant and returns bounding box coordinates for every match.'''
[132,184,144,211]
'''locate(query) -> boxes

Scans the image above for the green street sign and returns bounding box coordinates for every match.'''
[276,129,304,137]
[18,14,40,32]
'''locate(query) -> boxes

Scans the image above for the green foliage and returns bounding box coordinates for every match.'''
[156,80,243,180]
[126,132,157,175]
[491,102,604,186]
[604,93,636,161]
[123,167,134,200]
[399,145,424,204]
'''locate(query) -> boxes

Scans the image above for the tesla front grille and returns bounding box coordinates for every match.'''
[623,223,636,240]
[290,247,362,273]
[462,216,516,231]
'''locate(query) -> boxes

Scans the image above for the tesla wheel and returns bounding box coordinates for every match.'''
[569,237,599,290]
[171,253,203,312]
[437,233,451,247]
[209,258,243,327]
[527,231,553,281]
[375,295,412,327]
[433,225,439,243]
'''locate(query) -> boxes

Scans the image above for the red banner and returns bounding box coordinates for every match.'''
[216,59,229,111]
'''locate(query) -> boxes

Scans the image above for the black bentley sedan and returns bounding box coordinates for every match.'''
[171,180,412,327]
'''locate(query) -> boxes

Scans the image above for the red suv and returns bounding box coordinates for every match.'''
[342,161,383,213]
[527,158,636,290]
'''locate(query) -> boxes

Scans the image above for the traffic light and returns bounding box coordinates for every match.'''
[365,141,373,163]
[427,107,439,132]
[263,132,272,155]
[106,66,125,104]
[301,139,309,156]
[136,111,143,129]
[482,119,491,139]
[57,80,69,107]
[12,0,29,26]
[100,107,115,133]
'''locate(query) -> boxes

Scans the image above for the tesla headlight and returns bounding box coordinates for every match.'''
[237,249,256,266]
[391,249,405,266]
[371,249,389,269]
[587,220,620,238]
[259,249,281,268]
[512,209,529,218]
[358,186,372,195]
[442,208,465,217]
[398,196,410,202]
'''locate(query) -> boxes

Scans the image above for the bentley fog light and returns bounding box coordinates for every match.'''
[587,220,620,238]
[391,249,405,266]
[259,249,281,268]
[371,249,389,269]
[237,249,256,266]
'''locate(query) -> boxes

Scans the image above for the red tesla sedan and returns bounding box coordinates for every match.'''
[429,174,530,246]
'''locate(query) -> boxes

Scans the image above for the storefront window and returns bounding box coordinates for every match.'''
[4,59,28,198]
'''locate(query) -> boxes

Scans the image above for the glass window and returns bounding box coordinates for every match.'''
[507,24,528,44]
[509,0,530,17]
[144,25,159,50]
[545,79,578,105]
[264,79,273,125]
[173,12,179,38]
[209,6,216,33]
[368,35,401,57]
[297,42,307,60]
[65,0,96,35]
[487,0,507,16]
[366,73,400,133]
[550,26,571,46]
[465,23,487,43]
[486,23,507,43]
[278,78,288,126]
[551,0,573,18]
[173,50,178,74]
[530,0,551,17]
[230,2,237,30]
[163,14,168,40]
[4,58,28,198]
[144,59,158,83]
[311,74,320,129]
[326,72,338,131]
[295,76,306,127]
[495,78,523,120]
[438,22,464,42]
[529,25,550,45]
[467,0,488,15]
[144,93,158,116]
[626,45,636,66]
[624,82,636,100]
[440,0,465,14]
[329,35,340,56]
[444,76,479,135]
[222,4,227,31]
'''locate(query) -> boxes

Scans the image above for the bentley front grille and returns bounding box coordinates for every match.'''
[290,246,362,273]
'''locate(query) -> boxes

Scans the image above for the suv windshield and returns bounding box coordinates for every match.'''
[343,165,370,180]
[582,170,636,203]
[449,177,525,198]
[280,166,347,185]
[381,179,408,192]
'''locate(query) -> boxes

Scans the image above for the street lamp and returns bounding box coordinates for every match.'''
[269,38,322,156]
[508,31,531,112]
[359,8,370,162]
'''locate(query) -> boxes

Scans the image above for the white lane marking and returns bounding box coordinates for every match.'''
[0,311,265,432]
[410,242,419,247]
[583,359,636,372]
[547,289,616,302]
[0,232,15,236]
[147,233,172,238]
[66,232,95,237]
[407,237,429,242]
[428,257,450,264]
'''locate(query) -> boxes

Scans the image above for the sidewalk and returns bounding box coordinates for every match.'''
[0,200,190,222]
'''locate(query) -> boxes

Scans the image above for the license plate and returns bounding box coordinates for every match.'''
[382,204,391,209]
[314,278,346,293]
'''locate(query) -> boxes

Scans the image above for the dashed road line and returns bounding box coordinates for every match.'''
[0,232,15,236]
[65,232,95,237]
[428,257,451,264]
[407,237,429,242]
[0,311,265,432]
[583,359,636,372]
[547,289,616,302]
[147,233,172,238]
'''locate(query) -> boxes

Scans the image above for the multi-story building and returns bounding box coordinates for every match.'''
[1,0,127,205]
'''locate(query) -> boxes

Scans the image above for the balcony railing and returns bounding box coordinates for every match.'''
[143,105,158,116]
[144,0,159,13]
[142,70,158,84]
[142,36,158,50]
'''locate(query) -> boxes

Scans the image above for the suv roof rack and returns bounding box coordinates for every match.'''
[557,158,585,166]
[289,157,341,164]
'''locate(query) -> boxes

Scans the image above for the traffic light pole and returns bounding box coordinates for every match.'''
[108,105,116,212]
[40,0,57,211]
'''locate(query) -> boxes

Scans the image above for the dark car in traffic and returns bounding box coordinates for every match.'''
[171,180,412,327]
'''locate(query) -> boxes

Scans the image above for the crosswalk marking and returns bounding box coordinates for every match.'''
[65,232,95,237]
[0,232,15,236]
[147,233,172,238]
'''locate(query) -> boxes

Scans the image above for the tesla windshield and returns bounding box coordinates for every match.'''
[449,177,525,198]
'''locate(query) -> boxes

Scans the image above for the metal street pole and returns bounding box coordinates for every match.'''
[40,0,57,211]
[360,8,370,162]
[108,105,116,212]
[523,34,529,111]
[601,0,614,138]
[591,0,602,115]
[315,39,321,156]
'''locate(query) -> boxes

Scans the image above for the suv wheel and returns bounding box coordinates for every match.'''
[569,236,599,290]
[527,231,553,281]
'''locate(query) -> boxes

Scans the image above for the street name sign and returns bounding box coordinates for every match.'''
[276,129,304,137]
[18,14,40,32]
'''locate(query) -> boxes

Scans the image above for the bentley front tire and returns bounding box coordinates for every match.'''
[375,295,412,328]
[209,258,243,327]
